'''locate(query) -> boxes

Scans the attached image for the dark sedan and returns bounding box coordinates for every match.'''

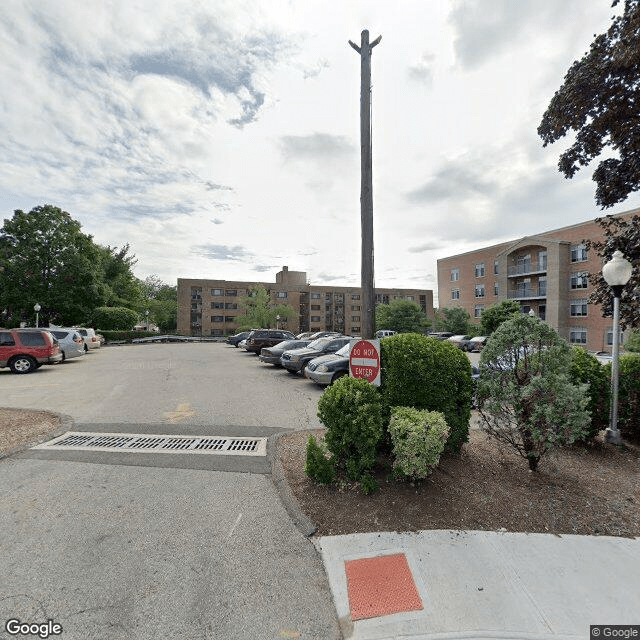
[259,339,311,366]
[280,336,351,374]
[226,331,251,347]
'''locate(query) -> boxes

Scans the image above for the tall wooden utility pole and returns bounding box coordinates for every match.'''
[349,29,381,340]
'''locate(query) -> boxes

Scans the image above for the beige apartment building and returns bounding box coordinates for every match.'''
[436,208,638,353]
[178,266,434,337]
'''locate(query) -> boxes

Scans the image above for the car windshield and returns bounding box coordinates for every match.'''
[336,343,351,357]
[307,337,332,350]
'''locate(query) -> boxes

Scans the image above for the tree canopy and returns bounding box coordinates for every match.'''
[585,213,640,328]
[538,0,640,208]
[375,299,431,333]
[0,205,104,326]
[480,300,521,335]
[237,286,296,331]
[433,307,472,334]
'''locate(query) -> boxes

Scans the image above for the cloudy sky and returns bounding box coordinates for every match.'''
[1,0,638,304]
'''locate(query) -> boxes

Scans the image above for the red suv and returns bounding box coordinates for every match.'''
[0,329,63,373]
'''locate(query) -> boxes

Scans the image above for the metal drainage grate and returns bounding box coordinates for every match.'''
[33,432,267,457]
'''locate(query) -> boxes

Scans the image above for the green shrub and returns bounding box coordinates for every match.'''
[380,333,472,454]
[91,306,140,331]
[625,330,640,353]
[389,407,449,480]
[618,354,640,442]
[317,376,385,480]
[477,314,590,471]
[359,473,379,495]
[304,435,336,485]
[568,347,610,441]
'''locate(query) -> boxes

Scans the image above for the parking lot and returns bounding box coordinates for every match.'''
[2,342,326,432]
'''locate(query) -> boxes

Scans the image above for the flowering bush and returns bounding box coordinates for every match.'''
[389,407,449,480]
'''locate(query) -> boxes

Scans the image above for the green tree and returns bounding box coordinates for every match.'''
[477,315,590,471]
[538,0,640,208]
[585,214,640,329]
[434,307,471,334]
[97,244,142,310]
[0,205,104,326]
[139,275,177,332]
[237,286,296,331]
[625,330,640,352]
[375,299,431,333]
[92,306,140,331]
[480,300,521,335]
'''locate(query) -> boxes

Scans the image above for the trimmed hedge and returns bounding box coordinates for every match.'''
[317,376,385,480]
[91,306,140,331]
[380,333,472,454]
[611,354,640,443]
[568,347,610,441]
[389,407,449,480]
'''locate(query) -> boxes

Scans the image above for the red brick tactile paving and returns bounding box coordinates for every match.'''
[345,553,423,621]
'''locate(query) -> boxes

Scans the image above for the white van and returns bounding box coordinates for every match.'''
[375,330,396,338]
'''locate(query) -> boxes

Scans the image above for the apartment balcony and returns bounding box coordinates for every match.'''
[507,261,547,277]
[507,286,547,300]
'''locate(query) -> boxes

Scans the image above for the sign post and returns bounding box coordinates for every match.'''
[349,338,381,386]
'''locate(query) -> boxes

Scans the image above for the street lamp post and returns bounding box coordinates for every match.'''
[602,250,633,445]
[276,314,281,330]
[34,303,41,328]
[145,310,150,331]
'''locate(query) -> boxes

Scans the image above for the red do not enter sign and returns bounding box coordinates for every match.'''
[349,339,381,386]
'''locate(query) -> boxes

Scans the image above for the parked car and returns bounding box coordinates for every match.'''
[259,339,312,366]
[462,336,488,352]
[73,327,101,351]
[305,342,353,385]
[50,329,85,361]
[375,329,396,338]
[428,332,454,340]
[226,331,252,347]
[96,333,105,346]
[244,329,296,354]
[447,334,472,348]
[280,336,351,374]
[0,328,63,373]
[295,332,316,340]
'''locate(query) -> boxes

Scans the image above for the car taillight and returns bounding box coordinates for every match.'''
[92,337,97,342]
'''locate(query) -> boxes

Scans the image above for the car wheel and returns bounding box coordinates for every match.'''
[84,344,88,352]
[61,351,66,362]
[10,356,37,374]
[331,371,347,384]
[287,369,298,375]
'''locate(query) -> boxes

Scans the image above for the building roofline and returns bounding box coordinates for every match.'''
[436,206,640,263]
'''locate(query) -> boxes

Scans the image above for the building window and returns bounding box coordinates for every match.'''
[494,282,499,296]
[311,304,321,310]
[311,316,321,322]
[277,291,288,298]
[569,328,587,344]
[211,316,224,323]
[451,289,460,300]
[475,284,485,298]
[311,292,321,299]
[570,299,588,317]
[570,271,589,289]
[352,316,360,322]
[351,293,361,300]
[474,305,484,318]
[352,326,360,333]
[607,327,623,345]
[225,303,237,309]
[210,329,223,336]
[570,244,588,262]
[211,302,224,309]
[475,263,485,277]
[405,295,414,301]
[494,260,499,275]
[225,316,236,322]
[211,288,223,296]
[352,305,361,311]
[451,268,460,281]
[225,289,237,297]
[393,295,402,300]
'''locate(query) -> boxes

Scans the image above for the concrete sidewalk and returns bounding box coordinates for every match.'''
[315,529,640,640]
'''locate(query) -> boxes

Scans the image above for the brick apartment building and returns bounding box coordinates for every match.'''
[436,208,638,353]
[178,266,434,337]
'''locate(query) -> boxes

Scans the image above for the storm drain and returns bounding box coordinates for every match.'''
[33,432,267,456]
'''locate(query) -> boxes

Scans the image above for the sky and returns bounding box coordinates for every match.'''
[1,0,638,305]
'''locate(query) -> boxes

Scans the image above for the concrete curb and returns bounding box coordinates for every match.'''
[269,430,318,538]
[0,409,75,461]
